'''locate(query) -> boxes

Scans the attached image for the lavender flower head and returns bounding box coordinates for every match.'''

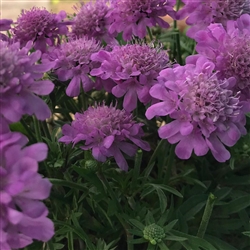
[59,103,150,171]
[177,0,250,38]
[43,36,102,97]
[90,42,170,112]
[146,56,246,162]
[0,139,54,249]
[12,7,69,52]
[194,14,250,106]
[70,0,114,43]
[0,40,54,123]
[107,0,176,40]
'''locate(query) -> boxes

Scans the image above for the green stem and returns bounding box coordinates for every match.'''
[97,170,133,250]
[147,26,154,41]
[41,120,51,141]
[20,119,36,142]
[131,150,143,190]
[33,116,42,141]
[197,193,216,238]
[163,144,175,183]
[146,139,165,170]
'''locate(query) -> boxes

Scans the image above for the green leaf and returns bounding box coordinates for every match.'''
[164,219,178,232]
[128,238,148,244]
[170,230,217,250]
[165,235,187,242]
[229,157,235,170]
[150,184,183,198]
[49,178,87,192]
[242,231,250,238]
[219,195,250,214]
[129,219,145,230]
[179,194,207,220]
[158,241,170,250]
[205,235,238,250]
[156,188,168,214]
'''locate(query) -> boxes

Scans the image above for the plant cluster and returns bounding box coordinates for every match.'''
[0,0,250,249]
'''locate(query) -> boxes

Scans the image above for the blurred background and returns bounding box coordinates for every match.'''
[1,0,82,20]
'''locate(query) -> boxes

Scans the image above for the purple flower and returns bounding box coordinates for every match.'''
[0,41,54,123]
[43,37,102,97]
[0,138,54,249]
[107,0,176,40]
[0,18,13,42]
[0,19,12,31]
[12,7,69,52]
[177,0,250,38]
[0,119,28,152]
[90,43,170,112]
[194,14,250,106]
[70,0,114,43]
[59,103,150,171]
[146,56,246,162]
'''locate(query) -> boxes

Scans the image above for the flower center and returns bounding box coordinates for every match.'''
[61,38,101,67]
[113,44,168,74]
[225,36,250,85]
[183,73,240,123]
[0,45,20,89]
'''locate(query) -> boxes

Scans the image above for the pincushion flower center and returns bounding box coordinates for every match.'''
[226,36,250,81]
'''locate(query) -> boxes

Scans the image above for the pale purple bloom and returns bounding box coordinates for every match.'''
[0,41,54,123]
[43,37,102,97]
[12,7,69,52]
[0,138,54,250]
[59,103,150,171]
[0,19,12,31]
[177,0,250,38]
[146,56,246,162]
[70,0,115,43]
[0,18,13,41]
[90,43,170,112]
[194,14,250,107]
[107,0,176,40]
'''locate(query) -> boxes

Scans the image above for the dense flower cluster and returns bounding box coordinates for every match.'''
[59,103,150,171]
[0,41,54,123]
[194,14,250,106]
[91,43,170,111]
[107,0,176,40]
[12,7,69,52]
[43,37,102,97]
[177,0,250,38]
[0,136,54,250]
[146,56,246,162]
[70,0,113,43]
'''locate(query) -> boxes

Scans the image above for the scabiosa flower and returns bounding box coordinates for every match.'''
[90,42,170,112]
[70,0,114,43]
[0,40,54,123]
[177,0,250,38]
[107,0,176,40]
[59,103,150,171]
[0,140,54,249]
[43,36,102,97]
[146,56,246,162]
[12,7,69,52]
[194,14,250,106]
